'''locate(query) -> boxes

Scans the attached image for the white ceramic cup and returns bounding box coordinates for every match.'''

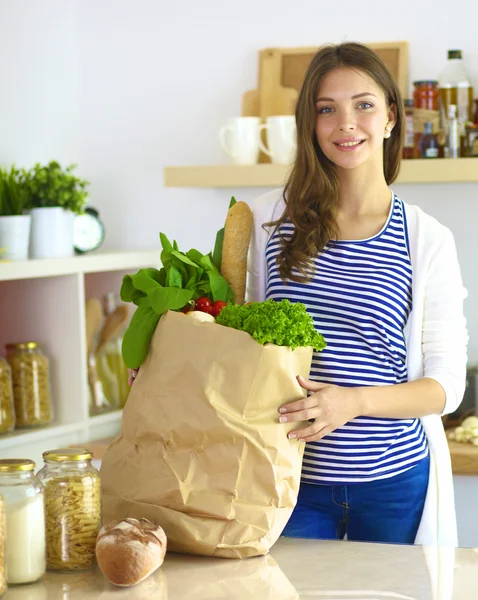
[219,117,261,165]
[258,116,297,164]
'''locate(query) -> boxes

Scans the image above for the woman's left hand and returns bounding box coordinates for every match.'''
[279,375,363,443]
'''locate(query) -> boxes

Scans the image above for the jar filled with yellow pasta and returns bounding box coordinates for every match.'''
[0,493,6,596]
[36,448,101,571]
[5,342,53,427]
[0,358,15,435]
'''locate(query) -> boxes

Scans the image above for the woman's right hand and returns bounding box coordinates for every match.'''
[128,368,139,386]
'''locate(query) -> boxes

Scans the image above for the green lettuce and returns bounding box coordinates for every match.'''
[215,299,327,351]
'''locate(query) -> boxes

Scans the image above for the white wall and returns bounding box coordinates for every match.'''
[1,0,478,359]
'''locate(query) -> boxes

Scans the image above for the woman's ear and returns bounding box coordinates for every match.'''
[385,104,398,137]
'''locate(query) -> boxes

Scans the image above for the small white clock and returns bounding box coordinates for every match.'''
[73,207,105,254]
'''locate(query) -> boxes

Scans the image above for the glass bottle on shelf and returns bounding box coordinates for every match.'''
[402,99,415,159]
[0,459,46,585]
[439,50,473,136]
[0,494,6,596]
[418,122,440,158]
[100,293,129,408]
[0,358,15,435]
[413,81,441,158]
[36,448,101,572]
[5,342,53,427]
[446,104,460,158]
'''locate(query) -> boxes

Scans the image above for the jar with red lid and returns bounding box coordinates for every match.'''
[413,81,442,156]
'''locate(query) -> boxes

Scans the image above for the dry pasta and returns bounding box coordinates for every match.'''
[8,347,52,427]
[0,359,15,435]
[44,474,101,571]
[0,495,6,595]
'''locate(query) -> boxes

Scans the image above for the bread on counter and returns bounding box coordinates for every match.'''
[96,518,167,586]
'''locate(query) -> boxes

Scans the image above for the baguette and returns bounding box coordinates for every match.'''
[220,200,253,305]
[96,518,167,587]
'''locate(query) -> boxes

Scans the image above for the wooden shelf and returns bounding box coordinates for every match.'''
[0,252,158,466]
[0,249,159,282]
[164,158,478,188]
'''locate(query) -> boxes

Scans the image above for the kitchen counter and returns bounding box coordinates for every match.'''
[3,537,477,599]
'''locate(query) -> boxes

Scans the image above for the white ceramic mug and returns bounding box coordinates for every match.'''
[258,116,297,164]
[219,117,261,165]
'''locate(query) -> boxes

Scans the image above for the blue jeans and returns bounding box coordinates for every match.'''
[282,453,430,544]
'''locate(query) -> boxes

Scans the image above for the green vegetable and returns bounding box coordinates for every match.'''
[121,224,235,368]
[212,196,236,271]
[215,300,327,351]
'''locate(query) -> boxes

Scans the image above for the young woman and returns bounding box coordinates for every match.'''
[247,42,468,546]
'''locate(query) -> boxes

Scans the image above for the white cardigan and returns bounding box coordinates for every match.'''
[246,188,468,547]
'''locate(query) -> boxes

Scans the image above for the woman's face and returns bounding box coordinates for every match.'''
[314,67,396,171]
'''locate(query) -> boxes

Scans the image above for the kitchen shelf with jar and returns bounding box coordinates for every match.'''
[163,158,478,188]
[0,250,159,466]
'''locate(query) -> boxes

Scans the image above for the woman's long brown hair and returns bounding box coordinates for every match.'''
[268,42,405,283]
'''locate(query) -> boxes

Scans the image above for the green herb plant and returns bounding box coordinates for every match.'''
[0,166,31,217]
[23,161,89,214]
[121,198,238,369]
[216,300,327,351]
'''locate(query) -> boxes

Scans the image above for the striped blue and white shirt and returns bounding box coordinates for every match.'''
[266,194,429,484]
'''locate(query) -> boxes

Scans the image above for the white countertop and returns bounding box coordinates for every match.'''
[3,537,477,599]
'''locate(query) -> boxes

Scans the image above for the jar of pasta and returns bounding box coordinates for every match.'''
[0,358,15,435]
[36,448,101,571]
[0,494,6,596]
[0,459,46,585]
[5,342,53,427]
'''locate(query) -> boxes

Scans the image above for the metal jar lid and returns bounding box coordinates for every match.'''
[42,448,93,462]
[0,459,35,472]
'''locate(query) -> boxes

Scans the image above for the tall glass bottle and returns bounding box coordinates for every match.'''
[439,50,474,137]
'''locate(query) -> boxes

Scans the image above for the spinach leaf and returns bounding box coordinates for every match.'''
[208,271,235,302]
[148,286,194,315]
[122,299,161,368]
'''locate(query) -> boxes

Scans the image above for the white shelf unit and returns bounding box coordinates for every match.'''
[0,250,160,467]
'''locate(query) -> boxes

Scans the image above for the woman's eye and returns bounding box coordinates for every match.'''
[318,106,333,114]
[358,102,373,109]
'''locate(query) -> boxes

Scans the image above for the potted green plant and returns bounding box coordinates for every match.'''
[0,166,31,261]
[24,161,89,259]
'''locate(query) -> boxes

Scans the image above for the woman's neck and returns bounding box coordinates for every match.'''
[336,161,391,217]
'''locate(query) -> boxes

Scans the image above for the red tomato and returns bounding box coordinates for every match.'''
[203,305,216,316]
[195,296,212,312]
[182,304,192,314]
[212,300,227,316]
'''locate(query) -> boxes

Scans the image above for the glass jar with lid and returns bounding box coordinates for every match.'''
[0,494,6,596]
[36,448,101,571]
[6,342,53,428]
[413,81,442,153]
[0,358,15,435]
[0,459,46,585]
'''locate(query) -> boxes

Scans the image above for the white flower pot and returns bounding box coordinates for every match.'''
[0,214,31,261]
[30,207,75,259]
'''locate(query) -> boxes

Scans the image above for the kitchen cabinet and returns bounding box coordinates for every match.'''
[0,250,159,465]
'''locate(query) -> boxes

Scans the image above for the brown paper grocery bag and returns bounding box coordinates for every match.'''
[100,310,313,558]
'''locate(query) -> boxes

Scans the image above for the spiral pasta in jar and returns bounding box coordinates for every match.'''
[0,494,6,596]
[36,448,101,571]
[6,342,53,427]
[0,358,15,435]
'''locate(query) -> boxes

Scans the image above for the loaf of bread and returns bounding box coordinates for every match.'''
[220,200,253,305]
[96,518,167,587]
